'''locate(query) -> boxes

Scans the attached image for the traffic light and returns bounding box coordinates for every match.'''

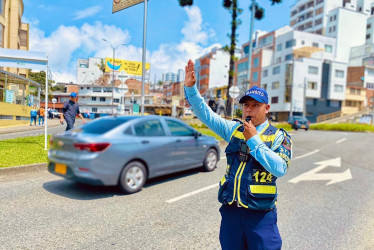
[179,0,193,6]
[250,3,264,20]
[223,0,232,8]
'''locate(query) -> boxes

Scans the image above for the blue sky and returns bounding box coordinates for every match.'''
[22,0,295,83]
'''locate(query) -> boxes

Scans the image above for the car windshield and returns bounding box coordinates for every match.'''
[80,117,137,134]
[293,116,305,121]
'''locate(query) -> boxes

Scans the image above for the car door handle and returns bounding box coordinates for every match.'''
[176,139,182,143]
[141,140,150,144]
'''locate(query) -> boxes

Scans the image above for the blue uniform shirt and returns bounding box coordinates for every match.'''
[184,85,291,177]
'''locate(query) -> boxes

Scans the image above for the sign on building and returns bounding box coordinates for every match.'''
[112,0,144,13]
[105,58,150,76]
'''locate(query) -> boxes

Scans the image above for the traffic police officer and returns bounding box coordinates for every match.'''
[184,60,292,250]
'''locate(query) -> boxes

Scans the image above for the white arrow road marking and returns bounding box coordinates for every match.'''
[289,157,352,186]
[336,138,346,144]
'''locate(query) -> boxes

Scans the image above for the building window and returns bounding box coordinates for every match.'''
[103,87,112,92]
[238,61,249,72]
[312,42,319,48]
[272,81,280,90]
[114,98,120,103]
[366,34,371,40]
[0,0,4,16]
[87,87,90,90]
[271,96,279,104]
[308,66,318,75]
[19,30,28,47]
[316,29,323,35]
[315,18,323,25]
[272,66,281,75]
[92,97,96,101]
[315,7,323,15]
[100,97,106,102]
[0,24,3,48]
[325,45,332,53]
[335,70,344,78]
[80,87,84,90]
[308,81,318,90]
[252,72,259,82]
[334,85,344,92]
[367,24,372,29]
[285,54,293,61]
[276,44,282,51]
[263,84,267,90]
[334,15,336,21]
[253,57,260,68]
[79,64,88,68]
[276,57,282,63]
[92,107,97,112]
[263,69,268,77]
[93,87,101,92]
[329,100,340,107]
[285,39,296,48]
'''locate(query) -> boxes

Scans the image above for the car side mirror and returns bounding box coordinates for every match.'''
[194,131,202,138]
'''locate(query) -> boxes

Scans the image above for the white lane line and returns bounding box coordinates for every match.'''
[336,138,346,144]
[293,149,319,160]
[166,183,219,204]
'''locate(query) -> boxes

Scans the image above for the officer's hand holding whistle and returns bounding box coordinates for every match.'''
[243,120,257,141]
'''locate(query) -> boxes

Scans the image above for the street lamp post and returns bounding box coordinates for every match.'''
[102,39,125,115]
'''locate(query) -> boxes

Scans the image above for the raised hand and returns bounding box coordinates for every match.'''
[184,59,196,87]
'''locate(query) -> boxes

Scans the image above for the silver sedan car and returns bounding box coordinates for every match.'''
[48,115,220,194]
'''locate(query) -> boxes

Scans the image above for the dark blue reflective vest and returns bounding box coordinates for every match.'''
[218,122,291,210]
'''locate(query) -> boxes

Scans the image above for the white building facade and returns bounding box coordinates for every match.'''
[259,29,346,122]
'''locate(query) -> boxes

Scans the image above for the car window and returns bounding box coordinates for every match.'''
[80,117,136,134]
[124,127,133,135]
[166,120,195,136]
[134,120,166,137]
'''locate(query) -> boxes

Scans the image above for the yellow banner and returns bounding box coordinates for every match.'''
[112,0,144,13]
[105,58,150,76]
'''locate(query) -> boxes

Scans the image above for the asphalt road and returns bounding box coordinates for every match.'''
[0,130,373,249]
[0,120,85,141]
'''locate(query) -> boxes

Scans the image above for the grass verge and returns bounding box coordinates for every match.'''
[273,123,293,132]
[310,123,374,132]
[0,135,50,168]
[196,128,223,141]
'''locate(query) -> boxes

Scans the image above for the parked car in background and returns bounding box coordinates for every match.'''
[48,115,220,194]
[287,116,310,130]
[50,109,61,118]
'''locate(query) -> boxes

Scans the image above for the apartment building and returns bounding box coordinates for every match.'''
[194,48,230,98]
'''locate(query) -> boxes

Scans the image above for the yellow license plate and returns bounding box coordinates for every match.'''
[301,125,306,128]
[55,163,67,175]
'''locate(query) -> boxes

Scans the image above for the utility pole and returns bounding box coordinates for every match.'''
[303,77,307,118]
[246,0,256,88]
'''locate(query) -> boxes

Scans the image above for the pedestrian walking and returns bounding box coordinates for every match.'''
[184,59,292,250]
[30,106,37,126]
[38,107,45,126]
[208,96,217,112]
[60,92,86,131]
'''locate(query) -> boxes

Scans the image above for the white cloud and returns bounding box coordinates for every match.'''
[73,5,102,20]
[28,6,218,83]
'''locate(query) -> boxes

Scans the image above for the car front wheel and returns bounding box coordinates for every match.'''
[203,148,218,172]
[118,161,147,194]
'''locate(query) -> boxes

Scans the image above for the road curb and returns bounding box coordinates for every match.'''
[0,163,47,175]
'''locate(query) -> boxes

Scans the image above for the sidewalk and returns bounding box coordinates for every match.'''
[0,118,61,135]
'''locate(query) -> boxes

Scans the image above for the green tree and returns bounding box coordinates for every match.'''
[157,80,163,90]
[28,70,54,100]
[179,0,283,117]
